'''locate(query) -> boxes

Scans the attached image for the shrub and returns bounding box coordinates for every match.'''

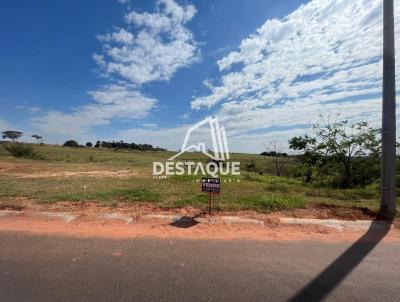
[63,140,79,147]
[245,160,257,172]
[5,144,41,159]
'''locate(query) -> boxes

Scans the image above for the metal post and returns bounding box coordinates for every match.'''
[381,0,397,217]
[208,192,212,214]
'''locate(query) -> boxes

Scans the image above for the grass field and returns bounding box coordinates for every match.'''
[0,143,396,214]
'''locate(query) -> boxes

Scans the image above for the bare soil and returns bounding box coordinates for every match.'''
[0,197,383,222]
[0,214,399,243]
[1,198,399,242]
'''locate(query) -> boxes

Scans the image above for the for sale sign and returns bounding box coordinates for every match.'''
[201,178,221,193]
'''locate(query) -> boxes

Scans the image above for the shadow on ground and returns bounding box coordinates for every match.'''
[289,216,395,302]
[169,212,207,228]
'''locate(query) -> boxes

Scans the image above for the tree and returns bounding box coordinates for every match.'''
[265,143,290,177]
[86,142,93,147]
[289,135,320,182]
[289,117,381,188]
[32,134,43,143]
[2,130,23,142]
[63,140,79,147]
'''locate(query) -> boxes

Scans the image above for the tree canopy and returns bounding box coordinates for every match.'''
[32,134,43,142]
[289,117,381,188]
[2,130,23,142]
[63,140,80,147]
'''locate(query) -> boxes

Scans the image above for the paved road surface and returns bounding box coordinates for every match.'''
[1,231,399,301]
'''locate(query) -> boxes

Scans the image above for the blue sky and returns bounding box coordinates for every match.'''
[0,0,399,153]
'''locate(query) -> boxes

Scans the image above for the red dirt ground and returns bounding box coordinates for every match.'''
[0,213,399,243]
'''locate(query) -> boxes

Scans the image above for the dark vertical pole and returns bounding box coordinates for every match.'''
[381,0,397,217]
[209,192,212,213]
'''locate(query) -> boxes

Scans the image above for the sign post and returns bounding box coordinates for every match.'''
[201,178,220,213]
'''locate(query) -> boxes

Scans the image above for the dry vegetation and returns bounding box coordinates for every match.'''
[0,143,396,215]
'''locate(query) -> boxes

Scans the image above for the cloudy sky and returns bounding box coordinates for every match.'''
[0,0,399,153]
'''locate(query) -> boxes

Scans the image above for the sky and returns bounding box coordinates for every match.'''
[0,0,399,153]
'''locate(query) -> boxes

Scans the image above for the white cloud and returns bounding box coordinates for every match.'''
[96,0,200,85]
[31,0,200,143]
[189,0,399,152]
[98,28,134,45]
[31,85,156,142]
[15,105,41,113]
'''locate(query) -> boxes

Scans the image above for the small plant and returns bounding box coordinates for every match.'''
[5,144,41,159]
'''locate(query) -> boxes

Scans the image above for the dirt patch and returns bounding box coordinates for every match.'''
[0,203,24,211]
[0,161,29,174]
[286,204,379,220]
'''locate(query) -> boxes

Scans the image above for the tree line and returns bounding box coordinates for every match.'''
[1,131,165,152]
[63,140,166,151]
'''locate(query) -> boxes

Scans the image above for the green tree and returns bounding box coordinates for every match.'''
[86,142,93,147]
[63,140,79,147]
[289,117,381,188]
[2,130,23,142]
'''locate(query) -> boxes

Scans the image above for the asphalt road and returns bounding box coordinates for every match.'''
[1,231,399,302]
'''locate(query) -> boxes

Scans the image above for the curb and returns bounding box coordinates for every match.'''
[0,210,394,231]
[102,213,134,224]
[26,211,78,223]
[0,210,77,223]
[279,218,393,231]
[0,210,22,218]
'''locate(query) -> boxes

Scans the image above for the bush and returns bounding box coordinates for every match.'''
[63,140,79,147]
[5,144,41,159]
[86,142,93,147]
[245,160,257,172]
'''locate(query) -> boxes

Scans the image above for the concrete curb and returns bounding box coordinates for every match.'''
[0,210,22,218]
[141,214,265,225]
[102,213,134,224]
[27,211,78,223]
[279,217,393,231]
[0,210,77,223]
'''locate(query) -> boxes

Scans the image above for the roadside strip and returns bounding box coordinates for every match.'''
[1,210,394,231]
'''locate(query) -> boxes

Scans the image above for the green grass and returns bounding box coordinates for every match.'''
[46,188,160,203]
[0,142,394,213]
[254,194,306,211]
